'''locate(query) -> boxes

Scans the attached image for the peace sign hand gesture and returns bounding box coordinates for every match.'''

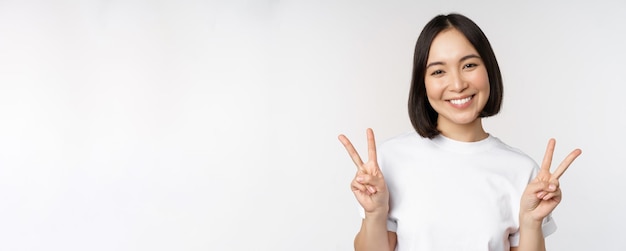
[338,128,390,216]
[520,138,582,222]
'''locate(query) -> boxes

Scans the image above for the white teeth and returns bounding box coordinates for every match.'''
[450,96,472,105]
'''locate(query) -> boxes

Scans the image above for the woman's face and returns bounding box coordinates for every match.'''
[424,28,490,131]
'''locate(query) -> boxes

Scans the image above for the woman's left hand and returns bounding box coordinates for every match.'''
[520,138,582,222]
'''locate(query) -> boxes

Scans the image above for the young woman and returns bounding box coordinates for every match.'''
[338,13,582,251]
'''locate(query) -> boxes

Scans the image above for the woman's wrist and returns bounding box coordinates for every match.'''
[519,213,544,230]
[364,208,389,222]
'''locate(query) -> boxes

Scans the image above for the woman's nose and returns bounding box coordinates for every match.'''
[449,71,468,92]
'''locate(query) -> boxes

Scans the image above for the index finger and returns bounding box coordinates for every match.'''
[338,134,365,170]
[367,128,377,164]
[552,148,582,180]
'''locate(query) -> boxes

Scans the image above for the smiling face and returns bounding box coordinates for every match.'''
[424,28,490,138]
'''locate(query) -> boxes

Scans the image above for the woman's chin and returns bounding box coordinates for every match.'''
[440,115,481,127]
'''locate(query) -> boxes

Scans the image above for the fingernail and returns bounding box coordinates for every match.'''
[537,192,546,199]
[356,176,363,182]
[549,184,556,191]
[368,186,376,193]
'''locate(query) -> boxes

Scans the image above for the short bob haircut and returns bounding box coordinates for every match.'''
[408,13,503,138]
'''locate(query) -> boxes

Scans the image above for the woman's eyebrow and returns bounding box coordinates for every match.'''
[426,61,444,69]
[460,54,481,62]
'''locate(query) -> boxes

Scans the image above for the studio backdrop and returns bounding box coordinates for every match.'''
[0,0,624,250]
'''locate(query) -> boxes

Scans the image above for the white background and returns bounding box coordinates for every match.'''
[1,0,624,250]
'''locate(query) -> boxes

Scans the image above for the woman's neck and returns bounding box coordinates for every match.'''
[437,118,488,142]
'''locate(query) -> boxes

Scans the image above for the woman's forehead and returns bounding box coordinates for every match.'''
[427,29,479,62]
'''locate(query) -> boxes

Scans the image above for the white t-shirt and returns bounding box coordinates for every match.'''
[360,131,556,251]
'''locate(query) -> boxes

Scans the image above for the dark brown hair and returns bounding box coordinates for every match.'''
[408,13,503,138]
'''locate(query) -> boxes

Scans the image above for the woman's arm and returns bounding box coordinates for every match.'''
[513,216,546,251]
[339,129,396,251]
[354,217,397,251]
[514,139,581,251]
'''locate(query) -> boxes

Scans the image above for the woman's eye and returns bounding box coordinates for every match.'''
[463,63,477,69]
[431,70,444,76]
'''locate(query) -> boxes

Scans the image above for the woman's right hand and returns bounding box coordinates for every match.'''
[338,128,390,216]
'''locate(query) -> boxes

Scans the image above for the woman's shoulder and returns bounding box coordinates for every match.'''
[379,130,430,148]
[376,130,437,158]
[489,136,538,167]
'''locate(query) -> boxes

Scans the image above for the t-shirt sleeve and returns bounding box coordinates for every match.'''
[508,214,557,246]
